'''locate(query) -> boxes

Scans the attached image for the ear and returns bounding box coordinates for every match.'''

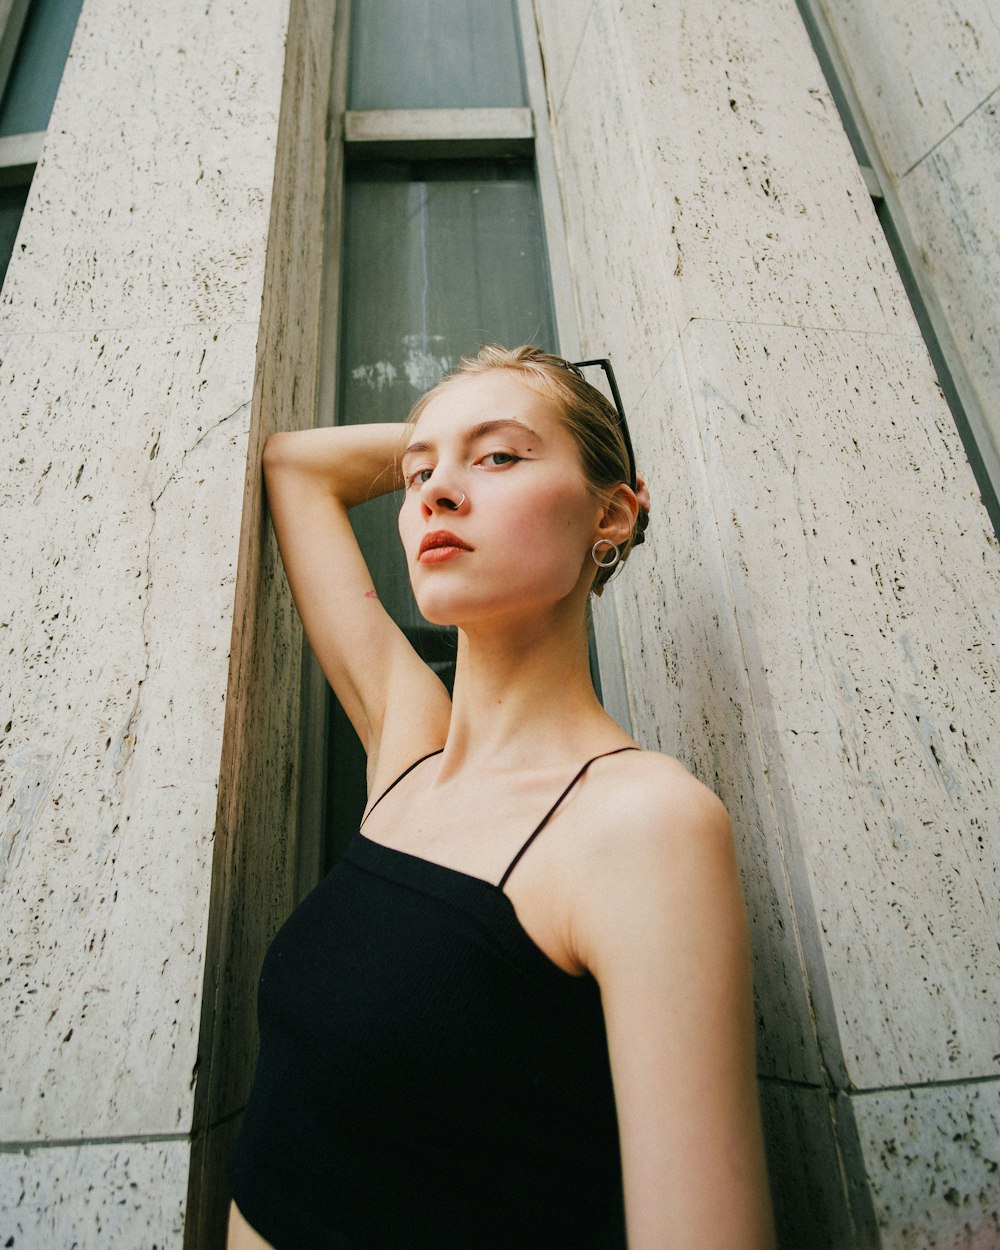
[593,484,639,548]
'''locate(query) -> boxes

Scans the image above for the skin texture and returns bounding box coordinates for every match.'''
[230,371,776,1250]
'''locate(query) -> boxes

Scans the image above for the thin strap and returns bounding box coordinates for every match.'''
[360,749,444,828]
[497,746,638,889]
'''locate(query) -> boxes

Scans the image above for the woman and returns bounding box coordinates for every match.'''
[228,346,775,1249]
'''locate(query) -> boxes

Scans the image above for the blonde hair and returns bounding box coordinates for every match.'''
[407,345,647,594]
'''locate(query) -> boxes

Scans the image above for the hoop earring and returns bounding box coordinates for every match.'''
[591,539,620,569]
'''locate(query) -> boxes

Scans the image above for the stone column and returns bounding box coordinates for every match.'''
[0,2,334,1245]
[815,0,1000,494]
[534,1,1000,1246]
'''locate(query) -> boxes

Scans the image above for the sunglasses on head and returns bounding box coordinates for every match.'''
[570,357,637,492]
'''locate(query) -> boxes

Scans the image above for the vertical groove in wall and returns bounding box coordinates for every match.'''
[185,2,336,1244]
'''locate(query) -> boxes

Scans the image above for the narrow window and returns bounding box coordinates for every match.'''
[315,1,562,872]
[0,0,84,286]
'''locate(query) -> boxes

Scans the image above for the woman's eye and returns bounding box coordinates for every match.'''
[481,452,521,468]
[405,467,434,488]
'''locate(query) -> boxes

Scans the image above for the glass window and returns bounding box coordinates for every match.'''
[324,154,557,868]
[338,157,557,635]
[321,6,561,871]
[0,181,28,284]
[0,0,84,137]
[0,0,84,290]
[348,0,526,110]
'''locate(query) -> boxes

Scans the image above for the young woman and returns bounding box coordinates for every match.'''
[227,346,775,1250]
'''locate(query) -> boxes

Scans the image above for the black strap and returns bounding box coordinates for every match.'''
[497,746,638,889]
[360,749,444,828]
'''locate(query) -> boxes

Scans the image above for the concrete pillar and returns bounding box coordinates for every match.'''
[816,0,1000,487]
[0,2,335,1245]
[533,1,1000,1246]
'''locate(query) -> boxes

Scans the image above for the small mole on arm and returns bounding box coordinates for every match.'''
[364,589,379,600]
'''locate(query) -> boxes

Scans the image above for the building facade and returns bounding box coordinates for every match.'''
[1,1,998,1247]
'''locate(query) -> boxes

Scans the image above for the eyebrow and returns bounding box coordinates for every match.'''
[402,418,542,462]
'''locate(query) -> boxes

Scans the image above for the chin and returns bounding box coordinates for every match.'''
[415,602,460,628]
[410,561,588,630]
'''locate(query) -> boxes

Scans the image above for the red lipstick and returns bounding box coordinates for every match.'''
[418,530,473,564]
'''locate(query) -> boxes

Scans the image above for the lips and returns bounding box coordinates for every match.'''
[418,530,473,563]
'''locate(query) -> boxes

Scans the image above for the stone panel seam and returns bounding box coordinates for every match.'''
[0,1104,246,1152]
[0,317,264,343]
[761,1072,1000,1095]
[682,314,926,343]
[899,81,1000,181]
[0,1132,191,1152]
[849,1073,1000,1097]
[538,0,597,117]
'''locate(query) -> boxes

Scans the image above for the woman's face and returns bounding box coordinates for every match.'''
[398,371,603,628]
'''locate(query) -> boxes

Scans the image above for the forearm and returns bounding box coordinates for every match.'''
[263,423,406,509]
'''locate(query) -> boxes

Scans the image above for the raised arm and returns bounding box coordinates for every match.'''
[263,424,451,781]
[579,761,776,1250]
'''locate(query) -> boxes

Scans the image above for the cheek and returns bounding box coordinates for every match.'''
[504,484,595,568]
[397,495,418,548]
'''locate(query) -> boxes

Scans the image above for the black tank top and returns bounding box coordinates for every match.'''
[228,748,636,1249]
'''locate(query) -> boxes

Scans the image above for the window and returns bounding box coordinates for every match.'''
[0,0,83,287]
[310,0,574,876]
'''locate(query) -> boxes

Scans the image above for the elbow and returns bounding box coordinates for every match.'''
[262,430,310,488]
[262,430,294,471]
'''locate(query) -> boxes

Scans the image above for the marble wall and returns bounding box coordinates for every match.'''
[532,0,1000,1245]
[816,0,1000,483]
[3,0,997,1245]
[0,0,333,1245]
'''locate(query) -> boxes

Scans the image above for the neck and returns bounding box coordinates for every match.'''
[439,593,624,776]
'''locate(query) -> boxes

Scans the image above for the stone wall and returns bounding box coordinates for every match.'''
[0,1,333,1245]
[3,0,998,1245]
[532,1,1000,1246]
[816,0,1000,486]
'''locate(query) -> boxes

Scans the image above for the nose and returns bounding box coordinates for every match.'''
[419,471,466,515]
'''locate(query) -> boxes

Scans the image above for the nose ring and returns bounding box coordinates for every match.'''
[443,493,466,511]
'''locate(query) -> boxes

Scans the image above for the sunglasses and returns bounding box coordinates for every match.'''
[572,358,637,492]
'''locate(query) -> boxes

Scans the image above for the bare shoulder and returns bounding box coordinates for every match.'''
[587,748,732,862]
[572,750,743,976]
[577,753,773,1249]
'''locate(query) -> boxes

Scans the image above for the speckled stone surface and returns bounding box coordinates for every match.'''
[0,0,288,334]
[896,94,1000,469]
[816,0,1000,178]
[537,0,824,1088]
[0,1139,187,1250]
[0,0,301,1242]
[0,323,255,1139]
[536,0,1000,1243]
[686,317,1000,1089]
[811,0,1000,537]
[615,0,913,335]
[850,1080,1000,1250]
